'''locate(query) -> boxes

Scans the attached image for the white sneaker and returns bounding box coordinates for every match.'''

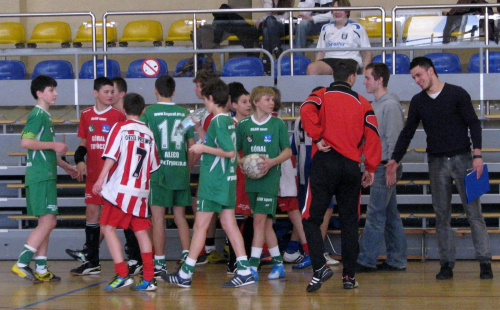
[323,252,339,265]
[283,250,304,263]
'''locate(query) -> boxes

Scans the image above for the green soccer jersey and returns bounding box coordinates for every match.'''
[197,114,237,207]
[140,102,194,190]
[22,106,57,186]
[236,115,290,195]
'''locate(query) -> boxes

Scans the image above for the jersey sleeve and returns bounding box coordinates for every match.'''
[102,123,122,161]
[77,112,87,139]
[22,112,42,137]
[215,117,236,152]
[300,88,325,142]
[236,121,244,152]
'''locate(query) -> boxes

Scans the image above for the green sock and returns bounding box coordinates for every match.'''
[180,260,195,279]
[271,255,283,265]
[18,244,36,266]
[35,256,48,274]
[249,257,260,268]
[236,259,251,271]
[154,256,165,269]
[180,251,189,261]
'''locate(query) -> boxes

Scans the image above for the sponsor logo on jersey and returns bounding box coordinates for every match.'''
[102,124,111,134]
[342,33,348,40]
[88,124,94,133]
[246,135,253,143]
[264,134,272,143]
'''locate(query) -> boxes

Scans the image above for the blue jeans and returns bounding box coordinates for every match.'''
[358,164,407,269]
[261,16,288,55]
[428,153,491,267]
[294,20,327,55]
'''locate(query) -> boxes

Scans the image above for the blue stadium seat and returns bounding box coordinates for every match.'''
[79,59,121,79]
[467,52,500,73]
[274,55,311,76]
[0,60,26,80]
[32,60,73,79]
[424,52,461,74]
[126,58,168,78]
[173,57,216,77]
[372,53,410,74]
[222,57,264,77]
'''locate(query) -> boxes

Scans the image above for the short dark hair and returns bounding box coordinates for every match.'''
[410,56,438,78]
[111,77,127,93]
[201,78,229,107]
[94,76,114,91]
[31,75,57,99]
[123,93,145,116]
[366,62,390,87]
[333,59,358,82]
[192,69,218,87]
[332,0,351,18]
[155,75,176,98]
[228,82,249,104]
[271,87,282,112]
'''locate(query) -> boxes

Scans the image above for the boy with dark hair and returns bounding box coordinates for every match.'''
[11,75,79,282]
[111,77,127,112]
[164,79,254,288]
[93,93,160,291]
[140,75,195,278]
[67,77,126,276]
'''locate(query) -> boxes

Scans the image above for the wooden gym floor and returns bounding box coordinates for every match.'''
[1,260,500,310]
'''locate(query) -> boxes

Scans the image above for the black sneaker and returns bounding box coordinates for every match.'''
[128,260,143,276]
[306,265,334,293]
[356,263,377,273]
[65,248,87,263]
[376,261,406,272]
[480,262,493,279]
[436,263,453,280]
[70,262,101,276]
[342,275,359,289]
[154,265,167,279]
[227,262,237,275]
[196,252,209,265]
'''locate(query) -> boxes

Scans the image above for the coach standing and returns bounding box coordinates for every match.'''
[386,57,493,280]
[300,59,381,292]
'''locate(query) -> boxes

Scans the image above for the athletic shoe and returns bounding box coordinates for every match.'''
[376,261,406,272]
[283,250,304,264]
[222,273,255,288]
[65,248,87,263]
[131,278,158,291]
[306,265,334,292]
[292,254,311,269]
[70,262,101,276]
[260,254,273,265]
[323,252,340,265]
[268,264,286,280]
[250,268,259,281]
[128,260,143,276]
[207,250,226,264]
[34,270,61,282]
[154,266,167,279]
[162,270,191,288]
[436,263,453,280]
[11,264,38,282]
[196,252,209,265]
[178,252,188,265]
[342,275,358,289]
[356,263,377,273]
[480,262,494,279]
[227,262,237,275]
[104,275,134,290]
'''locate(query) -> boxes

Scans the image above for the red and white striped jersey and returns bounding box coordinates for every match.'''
[100,120,160,218]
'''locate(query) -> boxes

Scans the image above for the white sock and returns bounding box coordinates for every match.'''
[34,256,48,274]
[269,246,281,260]
[250,247,263,260]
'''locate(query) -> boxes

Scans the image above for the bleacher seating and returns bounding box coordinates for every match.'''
[173,57,216,77]
[79,59,121,79]
[468,52,500,73]
[423,52,462,74]
[119,20,163,47]
[126,58,168,78]
[358,15,393,39]
[275,55,311,76]
[372,53,411,74]
[165,19,204,46]
[0,60,26,80]
[73,21,117,48]
[32,60,74,79]
[222,57,264,77]
[0,22,25,48]
[26,21,72,48]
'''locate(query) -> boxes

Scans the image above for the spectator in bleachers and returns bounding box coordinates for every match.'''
[294,0,333,55]
[386,56,493,280]
[306,0,371,75]
[356,62,407,273]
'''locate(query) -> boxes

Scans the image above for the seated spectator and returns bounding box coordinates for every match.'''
[306,0,371,75]
[294,0,333,56]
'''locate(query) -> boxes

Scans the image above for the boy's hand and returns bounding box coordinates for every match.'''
[53,142,68,155]
[257,155,273,175]
[64,165,79,179]
[92,179,104,196]
[189,144,205,155]
[361,170,374,188]
[76,162,87,182]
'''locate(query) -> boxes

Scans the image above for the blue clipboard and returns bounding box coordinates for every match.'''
[464,164,490,204]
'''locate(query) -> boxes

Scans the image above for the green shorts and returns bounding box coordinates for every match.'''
[149,183,192,208]
[196,198,234,213]
[26,179,58,217]
[248,192,277,218]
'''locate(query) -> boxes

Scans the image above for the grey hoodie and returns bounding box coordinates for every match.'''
[371,92,404,162]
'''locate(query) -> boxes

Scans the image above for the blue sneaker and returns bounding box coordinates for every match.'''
[104,275,134,290]
[268,264,285,280]
[222,272,255,288]
[292,254,311,269]
[250,267,259,281]
[162,270,192,288]
[131,278,158,291]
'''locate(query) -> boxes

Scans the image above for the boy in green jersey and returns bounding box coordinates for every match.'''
[140,75,195,278]
[236,86,292,280]
[164,78,254,288]
[11,75,79,283]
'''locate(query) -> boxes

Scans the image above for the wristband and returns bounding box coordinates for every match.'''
[473,155,482,159]
[313,138,322,144]
[74,145,87,164]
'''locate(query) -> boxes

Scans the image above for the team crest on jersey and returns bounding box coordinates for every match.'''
[246,135,253,143]
[88,124,94,133]
[102,124,111,134]
[342,33,348,40]
[264,134,272,143]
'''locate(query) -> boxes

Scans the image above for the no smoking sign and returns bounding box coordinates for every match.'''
[141,59,161,77]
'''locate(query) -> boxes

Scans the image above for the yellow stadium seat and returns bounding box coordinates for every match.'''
[0,22,25,48]
[165,19,206,46]
[118,20,163,47]
[358,15,393,39]
[27,21,71,48]
[73,21,117,47]
[402,15,446,44]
